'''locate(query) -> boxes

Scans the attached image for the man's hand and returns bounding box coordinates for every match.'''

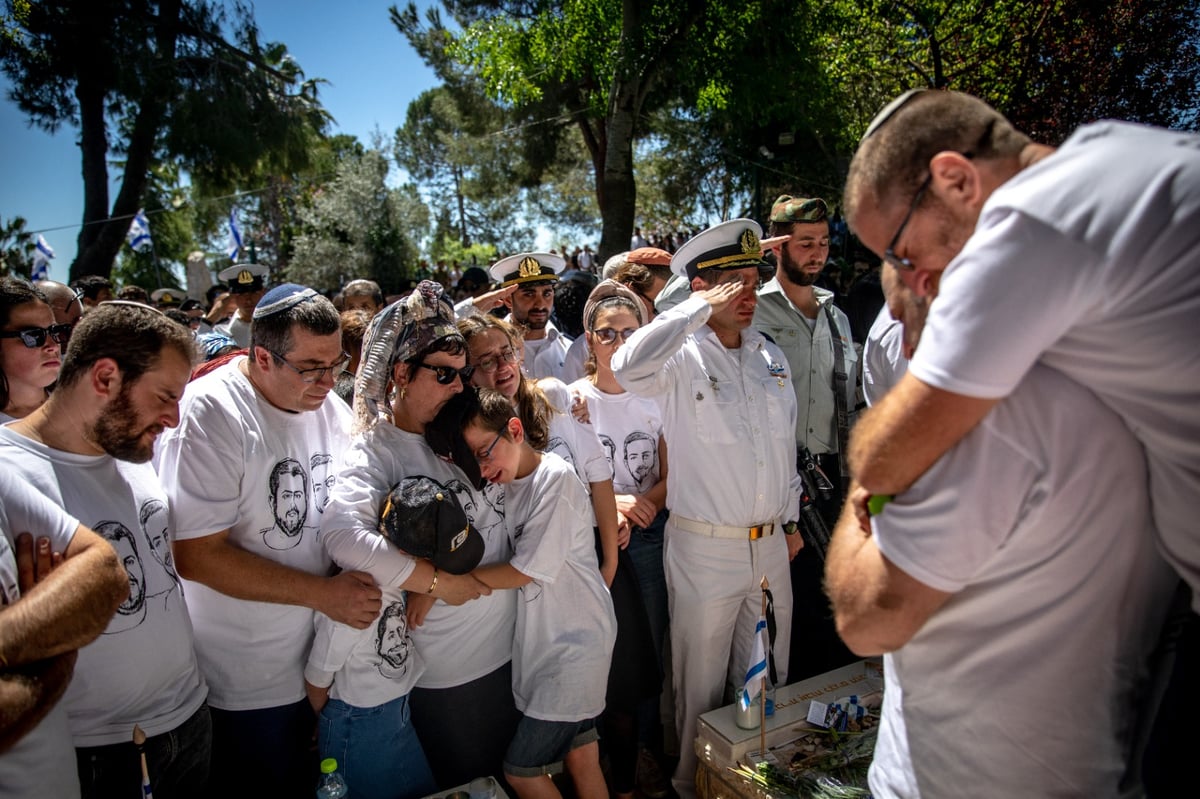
[436,571,491,606]
[616,518,632,549]
[317,571,382,629]
[470,284,518,313]
[406,593,436,628]
[15,534,63,593]
[206,291,235,322]
[698,278,747,314]
[785,530,804,561]
[615,494,656,529]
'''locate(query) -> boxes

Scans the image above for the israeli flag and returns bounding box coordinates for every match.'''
[31,235,55,280]
[226,209,243,261]
[740,613,768,710]
[126,209,152,253]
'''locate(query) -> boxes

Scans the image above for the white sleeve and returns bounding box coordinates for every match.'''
[155,403,245,540]
[870,413,1038,593]
[510,473,589,584]
[863,309,907,406]
[304,612,359,689]
[910,210,1101,399]
[0,474,79,604]
[453,297,478,321]
[612,294,711,397]
[320,438,417,588]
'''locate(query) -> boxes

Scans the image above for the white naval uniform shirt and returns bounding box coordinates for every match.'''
[612,294,801,526]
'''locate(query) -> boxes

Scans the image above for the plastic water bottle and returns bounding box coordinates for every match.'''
[316,758,348,798]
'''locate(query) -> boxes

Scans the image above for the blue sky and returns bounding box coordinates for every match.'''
[0,1,442,283]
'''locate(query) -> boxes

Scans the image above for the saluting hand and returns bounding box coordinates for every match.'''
[470,283,518,313]
[698,278,747,314]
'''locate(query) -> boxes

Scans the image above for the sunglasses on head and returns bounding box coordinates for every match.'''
[417,362,476,385]
[590,327,637,345]
[0,323,73,348]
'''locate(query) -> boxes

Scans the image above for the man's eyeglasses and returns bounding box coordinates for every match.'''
[882,173,932,272]
[0,324,73,348]
[416,362,476,385]
[591,327,637,345]
[476,431,503,463]
[473,346,518,374]
[268,350,350,384]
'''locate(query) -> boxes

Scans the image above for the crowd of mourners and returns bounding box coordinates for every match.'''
[2,88,1198,799]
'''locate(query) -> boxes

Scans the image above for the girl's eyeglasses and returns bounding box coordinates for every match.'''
[0,324,73,348]
[590,327,637,345]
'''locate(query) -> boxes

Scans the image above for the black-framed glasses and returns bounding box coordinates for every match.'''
[882,173,932,272]
[476,431,503,463]
[473,346,518,374]
[0,324,73,348]
[267,350,350,384]
[591,327,637,345]
[416,362,475,385]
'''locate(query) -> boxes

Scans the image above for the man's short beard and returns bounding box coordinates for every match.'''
[779,249,820,287]
[92,384,161,463]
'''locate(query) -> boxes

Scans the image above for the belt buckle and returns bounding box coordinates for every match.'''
[748,524,764,540]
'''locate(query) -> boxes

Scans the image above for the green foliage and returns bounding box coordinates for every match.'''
[284,149,429,295]
[0,216,35,277]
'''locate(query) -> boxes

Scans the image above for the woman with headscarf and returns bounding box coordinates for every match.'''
[319,281,517,791]
[0,276,67,422]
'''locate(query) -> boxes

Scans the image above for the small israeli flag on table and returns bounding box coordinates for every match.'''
[740,613,768,710]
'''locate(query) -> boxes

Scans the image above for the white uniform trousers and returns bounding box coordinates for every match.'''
[664,517,793,799]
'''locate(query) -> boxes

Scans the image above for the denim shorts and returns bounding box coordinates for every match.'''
[503,715,600,777]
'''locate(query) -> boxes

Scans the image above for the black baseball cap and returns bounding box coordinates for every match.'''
[379,477,484,574]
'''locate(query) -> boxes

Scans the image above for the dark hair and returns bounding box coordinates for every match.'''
[456,315,553,450]
[0,276,51,410]
[845,90,1030,229]
[250,293,340,357]
[164,309,191,329]
[399,335,467,383]
[463,386,538,444]
[56,303,197,390]
[342,279,384,308]
[584,295,642,378]
[69,275,112,301]
[269,457,306,499]
[339,309,372,360]
[117,285,150,303]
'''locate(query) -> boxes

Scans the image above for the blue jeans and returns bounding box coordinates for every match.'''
[210,699,315,798]
[318,695,436,799]
[504,716,599,777]
[626,509,669,668]
[77,702,211,799]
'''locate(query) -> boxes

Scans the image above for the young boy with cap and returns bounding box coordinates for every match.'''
[460,388,616,799]
[305,477,483,799]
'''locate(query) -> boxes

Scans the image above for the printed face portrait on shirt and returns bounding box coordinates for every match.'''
[138,498,179,600]
[97,521,147,632]
[376,601,413,677]
[262,458,308,550]
[310,453,335,515]
[623,431,657,488]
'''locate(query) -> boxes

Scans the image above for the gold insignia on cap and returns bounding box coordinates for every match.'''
[740,228,760,255]
[518,257,542,279]
[236,269,254,285]
[435,492,444,501]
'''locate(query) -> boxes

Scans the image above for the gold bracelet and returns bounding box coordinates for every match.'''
[426,567,438,595]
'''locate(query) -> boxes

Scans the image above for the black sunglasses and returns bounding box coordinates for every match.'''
[0,323,73,348]
[417,362,475,385]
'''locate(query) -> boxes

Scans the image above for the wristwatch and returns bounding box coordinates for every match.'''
[783,521,800,536]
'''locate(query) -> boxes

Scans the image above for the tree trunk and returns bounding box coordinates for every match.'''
[598,84,638,263]
[70,0,185,280]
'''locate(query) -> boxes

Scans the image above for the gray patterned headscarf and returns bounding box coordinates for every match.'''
[352,280,459,434]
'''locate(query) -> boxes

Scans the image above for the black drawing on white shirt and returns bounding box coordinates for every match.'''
[444,477,501,551]
[623,431,657,492]
[545,436,575,466]
[261,458,311,550]
[599,434,615,469]
[376,600,414,679]
[310,453,335,515]
[138,498,180,609]
[97,521,146,633]
[509,523,544,602]
[481,480,505,519]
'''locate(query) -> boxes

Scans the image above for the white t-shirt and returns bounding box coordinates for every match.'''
[305,583,424,708]
[868,365,1175,798]
[862,306,906,406]
[908,121,1200,607]
[214,313,251,349]
[0,429,207,746]
[506,453,615,721]
[320,422,516,690]
[570,380,662,496]
[536,378,613,488]
[519,319,572,381]
[154,358,352,710]
[0,471,81,799]
[559,334,589,384]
